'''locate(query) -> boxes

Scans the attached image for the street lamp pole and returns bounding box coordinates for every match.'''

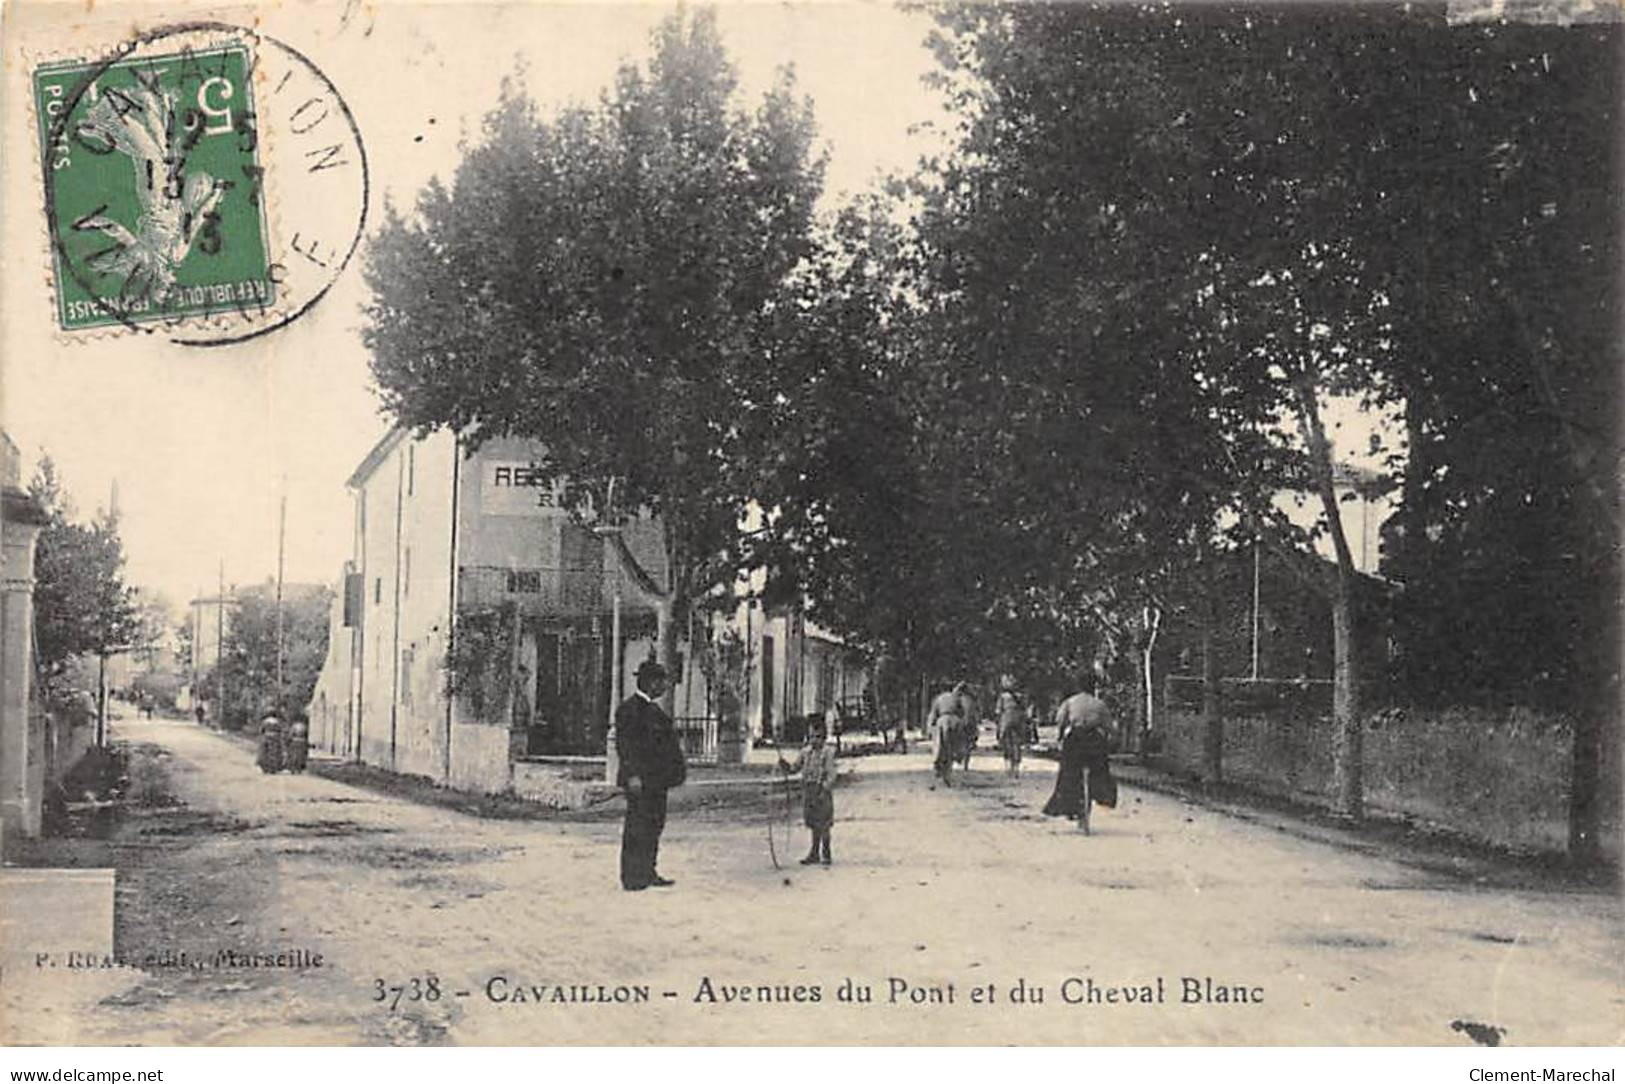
[594,478,623,786]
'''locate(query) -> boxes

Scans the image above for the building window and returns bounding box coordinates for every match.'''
[506,569,542,594]
[404,546,411,600]
[375,577,382,604]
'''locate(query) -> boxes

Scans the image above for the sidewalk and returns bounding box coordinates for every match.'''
[316,724,1611,892]
[1073,750,1619,892]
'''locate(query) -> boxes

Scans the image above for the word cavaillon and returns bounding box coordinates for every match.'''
[480,975,1262,1006]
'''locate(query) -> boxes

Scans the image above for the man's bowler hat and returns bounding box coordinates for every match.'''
[636,658,670,682]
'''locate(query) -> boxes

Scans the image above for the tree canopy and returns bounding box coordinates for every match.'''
[199,581,332,729]
[28,456,140,683]
[359,1,1618,851]
[364,7,826,671]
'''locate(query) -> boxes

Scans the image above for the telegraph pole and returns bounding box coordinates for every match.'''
[275,489,287,713]
[216,559,225,728]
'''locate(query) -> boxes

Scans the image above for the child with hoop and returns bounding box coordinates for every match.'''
[779,716,839,866]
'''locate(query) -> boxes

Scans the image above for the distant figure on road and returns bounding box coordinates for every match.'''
[994,675,1027,778]
[194,704,206,726]
[955,686,980,771]
[1044,675,1118,833]
[926,682,972,787]
[256,712,284,774]
[779,715,838,866]
[285,714,310,773]
[615,659,687,892]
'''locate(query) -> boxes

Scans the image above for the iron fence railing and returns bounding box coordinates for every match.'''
[673,715,718,765]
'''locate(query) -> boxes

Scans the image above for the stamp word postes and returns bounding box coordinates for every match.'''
[33,24,368,346]
[35,44,272,334]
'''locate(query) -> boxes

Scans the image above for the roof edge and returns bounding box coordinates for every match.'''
[346,427,407,489]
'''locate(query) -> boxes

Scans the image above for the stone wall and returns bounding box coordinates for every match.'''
[1156,705,1620,860]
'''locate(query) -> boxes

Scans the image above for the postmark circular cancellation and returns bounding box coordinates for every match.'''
[32,22,368,346]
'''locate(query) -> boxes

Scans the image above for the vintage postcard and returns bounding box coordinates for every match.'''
[1,0,1620,1052]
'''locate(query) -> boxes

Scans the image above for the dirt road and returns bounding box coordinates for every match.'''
[4,719,1619,1046]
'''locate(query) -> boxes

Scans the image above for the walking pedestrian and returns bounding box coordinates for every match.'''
[285,713,310,773]
[955,685,980,771]
[994,675,1026,778]
[615,658,687,891]
[256,710,284,774]
[926,682,970,787]
[779,716,838,866]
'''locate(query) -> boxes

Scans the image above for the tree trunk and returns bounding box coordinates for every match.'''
[656,594,678,715]
[1397,395,1428,691]
[1296,379,1363,820]
[1494,288,1614,861]
[1200,564,1222,782]
[1138,604,1160,755]
[657,533,689,716]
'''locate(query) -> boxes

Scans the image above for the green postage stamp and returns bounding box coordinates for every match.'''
[31,23,367,345]
[34,44,274,332]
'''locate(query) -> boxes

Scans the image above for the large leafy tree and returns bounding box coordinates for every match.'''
[898,2,1618,837]
[27,456,139,684]
[203,582,332,729]
[363,8,824,678]
[894,4,1291,717]
[1363,17,1622,857]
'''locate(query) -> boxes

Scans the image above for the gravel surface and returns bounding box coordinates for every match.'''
[3,719,1619,1046]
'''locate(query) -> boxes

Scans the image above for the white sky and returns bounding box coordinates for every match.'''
[2,0,1400,622]
[2,1,948,616]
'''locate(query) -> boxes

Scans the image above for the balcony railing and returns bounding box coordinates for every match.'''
[457,564,610,617]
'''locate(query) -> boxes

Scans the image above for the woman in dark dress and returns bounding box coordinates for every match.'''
[284,715,310,773]
[256,713,285,774]
[1043,723,1116,834]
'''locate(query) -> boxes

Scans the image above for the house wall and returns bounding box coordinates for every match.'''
[735,607,869,742]
[353,430,458,779]
[321,430,667,778]
[188,598,235,683]
[311,426,862,782]
[0,487,45,842]
[396,433,458,779]
[449,715,512,793]
[307,575,352,756]
[457,437,572,590]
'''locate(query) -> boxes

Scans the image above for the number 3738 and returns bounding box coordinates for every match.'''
[373,976,442,1010]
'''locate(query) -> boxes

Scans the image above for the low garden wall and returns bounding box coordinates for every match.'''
[512,758,615,810]
[1156,705,1620,859]
[448,719,512,794]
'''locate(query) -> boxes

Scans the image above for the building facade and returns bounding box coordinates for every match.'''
[0,432,50,842]
[185,592,238,703]
[308,428,871,793]
[733,601,870,744]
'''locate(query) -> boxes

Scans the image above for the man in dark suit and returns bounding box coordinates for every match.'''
[616,658,687,891]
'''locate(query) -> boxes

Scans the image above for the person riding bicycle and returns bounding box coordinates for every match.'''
[926,681,973,787]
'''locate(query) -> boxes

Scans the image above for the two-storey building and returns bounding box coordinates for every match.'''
[308,428,871,796]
